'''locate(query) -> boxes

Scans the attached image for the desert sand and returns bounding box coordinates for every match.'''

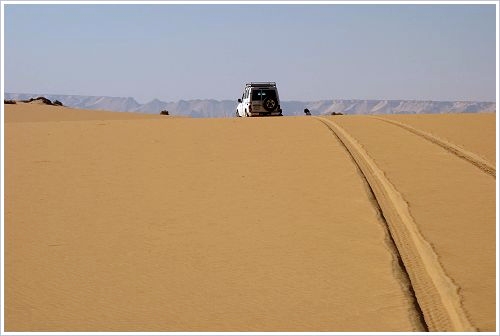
[3,104,496,332]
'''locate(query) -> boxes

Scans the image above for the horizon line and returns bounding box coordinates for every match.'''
[4,92,497,104]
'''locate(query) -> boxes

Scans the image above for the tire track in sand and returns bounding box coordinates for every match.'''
[314,116,476,332]
[370,116,495,178]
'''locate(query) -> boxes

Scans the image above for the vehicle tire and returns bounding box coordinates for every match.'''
[245,109,250,117]
[263,97,278,112]
[236,110,241,117]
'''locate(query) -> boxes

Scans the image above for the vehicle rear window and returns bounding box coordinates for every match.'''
[251,89,277,101]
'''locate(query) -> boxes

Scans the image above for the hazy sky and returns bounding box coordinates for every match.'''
[3,3,497,103]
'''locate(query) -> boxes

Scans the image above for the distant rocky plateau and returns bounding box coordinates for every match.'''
[5,93,495,118]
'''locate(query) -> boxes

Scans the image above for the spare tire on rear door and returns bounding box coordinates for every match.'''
[263,97,278,112]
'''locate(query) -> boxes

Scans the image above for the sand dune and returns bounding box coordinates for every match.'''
[3,104,496,332]
[4,103,167,122]
[377,113,496,168]
[369,116,495,177]
[327,114,496,331]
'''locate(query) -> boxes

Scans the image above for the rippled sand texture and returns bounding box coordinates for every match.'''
[4,104,496,331]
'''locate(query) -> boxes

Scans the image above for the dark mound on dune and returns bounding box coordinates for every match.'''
[19,97,64,106]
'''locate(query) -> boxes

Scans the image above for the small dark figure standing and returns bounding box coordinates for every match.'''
[304,108,311,116]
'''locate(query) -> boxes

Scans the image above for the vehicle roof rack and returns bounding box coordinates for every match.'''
[245,82,276,87]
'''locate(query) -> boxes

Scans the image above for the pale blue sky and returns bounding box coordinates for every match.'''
[3,3,497,103]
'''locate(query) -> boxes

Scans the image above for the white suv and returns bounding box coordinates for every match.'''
[236,82,283,117]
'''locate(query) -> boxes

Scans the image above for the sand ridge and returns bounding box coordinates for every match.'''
[3,104,496,331]
[4,103,168,123]
[5,106,424,331]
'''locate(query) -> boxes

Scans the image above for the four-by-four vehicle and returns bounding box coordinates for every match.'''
[236,82,283,117]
